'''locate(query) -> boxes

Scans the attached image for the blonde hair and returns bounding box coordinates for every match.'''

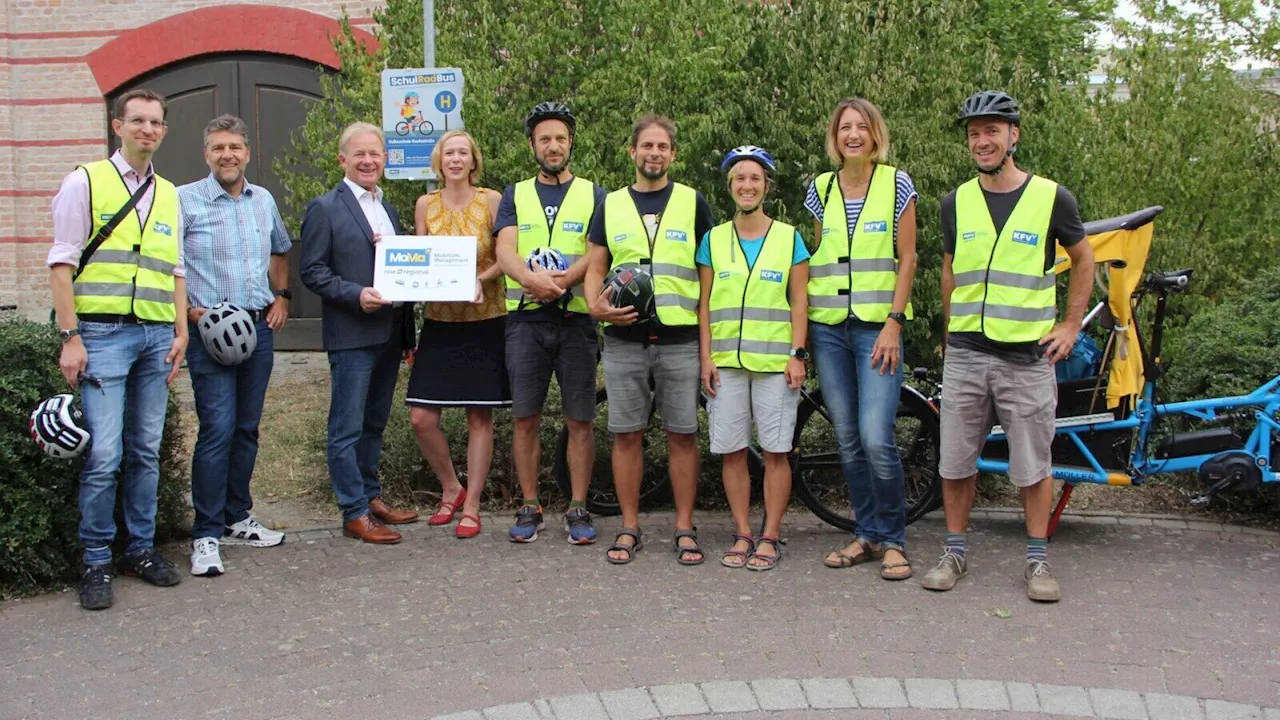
[825,97,890,166]
[338,122,384,155]
[430,130,484,187]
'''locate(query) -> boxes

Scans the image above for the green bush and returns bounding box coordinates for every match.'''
[0,313,188,597]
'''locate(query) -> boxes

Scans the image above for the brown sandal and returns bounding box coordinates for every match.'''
[880,548,913,581]
[824,538,884,569]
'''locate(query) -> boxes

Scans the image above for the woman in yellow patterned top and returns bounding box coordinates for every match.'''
[406,130,509,539]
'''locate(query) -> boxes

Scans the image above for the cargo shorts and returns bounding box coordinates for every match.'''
[938,344,1057,487]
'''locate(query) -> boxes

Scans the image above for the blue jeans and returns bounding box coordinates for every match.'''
[77,320,175,566]
[327,341,401,521]
[811,320,906,549]
[187,318,274,539]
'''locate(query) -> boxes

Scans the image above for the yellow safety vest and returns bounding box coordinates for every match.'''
[73,159,179,322]
[806,165,912,325]
[603,183,699,327]
[505,176,596,314]
[948,175,1058,342]
[707,220,796,373]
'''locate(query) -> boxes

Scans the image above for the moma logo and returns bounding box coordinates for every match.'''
[386,249,431,266]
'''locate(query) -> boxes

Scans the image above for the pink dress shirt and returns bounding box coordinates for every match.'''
[47,150,187,277]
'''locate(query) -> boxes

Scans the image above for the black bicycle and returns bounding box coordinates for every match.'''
[551,371,943,533]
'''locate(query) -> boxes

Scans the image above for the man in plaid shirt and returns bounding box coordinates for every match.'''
[179,114,292,577]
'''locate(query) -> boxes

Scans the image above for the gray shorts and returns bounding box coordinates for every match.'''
[706,368,800,454]
[938,344,1056,487]
[505,320,598,422]
[601,335,699,434]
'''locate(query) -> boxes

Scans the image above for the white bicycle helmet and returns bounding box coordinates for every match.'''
[30,393,90,460]
[197,302,258,366]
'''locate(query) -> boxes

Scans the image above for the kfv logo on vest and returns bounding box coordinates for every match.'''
[759,270,784,283]
[665,230,688,242]
[152,222,173,236]
[862,220,888,233]
[1012,230,1040,247]
[562,221,584,233]
[386,249,431,267]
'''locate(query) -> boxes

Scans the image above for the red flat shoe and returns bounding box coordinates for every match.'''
[428,488,467,526]
[455,514,482,539]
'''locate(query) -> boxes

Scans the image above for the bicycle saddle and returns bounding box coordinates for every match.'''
[1082,206,1164,236]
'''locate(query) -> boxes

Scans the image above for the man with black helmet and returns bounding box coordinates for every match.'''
[494,102,606,544]
[584,114,715,565]
[923,90,1093,602]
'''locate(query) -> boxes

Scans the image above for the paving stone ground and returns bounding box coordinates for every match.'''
[1,511,1278,720]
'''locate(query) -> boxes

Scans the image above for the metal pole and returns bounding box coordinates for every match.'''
[424,0,437,190]
[423,0,435,68]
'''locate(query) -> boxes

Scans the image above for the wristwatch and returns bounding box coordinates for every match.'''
[59,328,80,344]
[886,312,908,326]
[273,288,293,300]
[790,347,811,361]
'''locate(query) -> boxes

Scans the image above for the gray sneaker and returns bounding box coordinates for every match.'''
[921,549,967,591]
[1025,559,1061,602]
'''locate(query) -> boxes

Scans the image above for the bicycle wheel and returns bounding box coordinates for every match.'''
[791,384,942,533]
[395,121,411,136]
[552,386,672,516]
[417,120,435,136]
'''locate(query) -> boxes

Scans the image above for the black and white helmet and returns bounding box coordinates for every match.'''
[30,393,90,460]
[197,302,258,366]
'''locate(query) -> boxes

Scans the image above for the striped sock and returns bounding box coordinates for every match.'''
[1027,537,1048,563]
[945,533,966,558]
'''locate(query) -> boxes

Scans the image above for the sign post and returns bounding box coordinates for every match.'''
[380,67,464,181]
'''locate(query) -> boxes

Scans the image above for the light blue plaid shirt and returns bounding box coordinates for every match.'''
[178,174,293,310]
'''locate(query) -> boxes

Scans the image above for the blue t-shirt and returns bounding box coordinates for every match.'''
[695,227,810,269]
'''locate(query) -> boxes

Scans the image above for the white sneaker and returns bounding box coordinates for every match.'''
[190,537,224,577]
[223,516,285,548]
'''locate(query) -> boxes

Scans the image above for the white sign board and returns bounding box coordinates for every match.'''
[373,235,477,302]
[380,67,465,181]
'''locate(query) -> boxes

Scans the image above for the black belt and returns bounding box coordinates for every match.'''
[80,313,144,324]
[243,308,269,322]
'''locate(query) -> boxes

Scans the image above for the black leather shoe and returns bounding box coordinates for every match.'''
[79,564,113,611]
[119,549,181,587]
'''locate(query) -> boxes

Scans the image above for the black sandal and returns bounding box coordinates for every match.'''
[606,527,643,565]
[720,533,755,569]
[673,527,704,566]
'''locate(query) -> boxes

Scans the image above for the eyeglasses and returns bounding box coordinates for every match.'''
[123,117,167,129]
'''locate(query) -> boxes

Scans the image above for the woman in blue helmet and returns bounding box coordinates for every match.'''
[696,145,810,571]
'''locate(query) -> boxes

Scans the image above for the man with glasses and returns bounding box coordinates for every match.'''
[47,88,188,610]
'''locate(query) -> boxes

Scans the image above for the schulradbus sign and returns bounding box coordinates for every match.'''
[380,67,465,181]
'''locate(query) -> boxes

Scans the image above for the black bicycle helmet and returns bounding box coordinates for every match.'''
[602,263,656,323]
[957,90,1021,126]
[524,101,577,138]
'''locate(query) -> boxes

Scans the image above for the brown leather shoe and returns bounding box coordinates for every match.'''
[369,497,419,525]
[343,514,402,544]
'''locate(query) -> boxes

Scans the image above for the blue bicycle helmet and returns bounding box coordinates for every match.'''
[720,145,776,174]
[405,91,420,100]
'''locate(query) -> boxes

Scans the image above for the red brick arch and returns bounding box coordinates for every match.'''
[85,5,380,94]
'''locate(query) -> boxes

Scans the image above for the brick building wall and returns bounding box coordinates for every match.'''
[0,0,384,318]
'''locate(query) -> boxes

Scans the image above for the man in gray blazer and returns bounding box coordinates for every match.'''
[300,121,419,544]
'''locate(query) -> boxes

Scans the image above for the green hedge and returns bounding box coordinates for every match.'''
[0,313,188,597]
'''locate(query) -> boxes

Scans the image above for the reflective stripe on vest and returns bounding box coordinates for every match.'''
[505,176,596,314]
[806,164,912,325]
[73,159,179,322]
[603,183,699,326]
[948,175,1058,342]
[707,220,796,372]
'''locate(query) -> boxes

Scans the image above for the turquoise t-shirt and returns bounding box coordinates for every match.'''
[695,228,810,269]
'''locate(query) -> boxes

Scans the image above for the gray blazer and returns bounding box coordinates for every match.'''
[299,181,416,352]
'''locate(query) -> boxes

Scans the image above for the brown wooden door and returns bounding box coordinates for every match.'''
[109,54,325,350]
